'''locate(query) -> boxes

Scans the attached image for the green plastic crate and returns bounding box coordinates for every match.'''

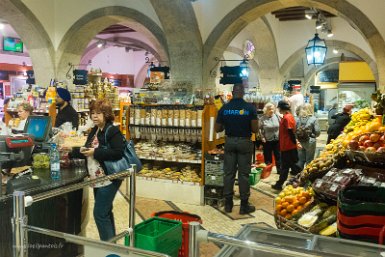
[249,168,262,185]
[125,217,182,257]
[338,186,385,215]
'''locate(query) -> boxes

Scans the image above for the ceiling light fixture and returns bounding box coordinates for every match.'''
[315,12,327,30]
[333,48,339,54]
[305,33,327,65]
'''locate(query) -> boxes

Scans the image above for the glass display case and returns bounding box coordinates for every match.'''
[337,83,375,112]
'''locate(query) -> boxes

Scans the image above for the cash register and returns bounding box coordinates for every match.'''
[1,116,52,195]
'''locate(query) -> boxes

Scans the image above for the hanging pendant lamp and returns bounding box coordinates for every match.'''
[305,33,327,65]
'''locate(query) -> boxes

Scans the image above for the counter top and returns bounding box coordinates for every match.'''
[1,167,87,202]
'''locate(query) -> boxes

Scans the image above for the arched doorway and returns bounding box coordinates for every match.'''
[203,0,385,89]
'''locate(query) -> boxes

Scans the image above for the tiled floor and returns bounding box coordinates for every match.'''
[84,132,328,256]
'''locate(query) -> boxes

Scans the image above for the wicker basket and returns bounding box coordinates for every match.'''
[273,198,314,233]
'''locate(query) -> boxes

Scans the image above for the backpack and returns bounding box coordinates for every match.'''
[296,117,312,141]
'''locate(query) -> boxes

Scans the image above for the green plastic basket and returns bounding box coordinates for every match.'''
[249,168,262,186]
[125,217,182,257]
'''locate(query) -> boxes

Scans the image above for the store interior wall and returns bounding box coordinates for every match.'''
[2,0,385,91]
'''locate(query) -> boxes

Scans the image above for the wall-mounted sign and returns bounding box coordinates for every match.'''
[26,70,35,84]
[73,69,88,85]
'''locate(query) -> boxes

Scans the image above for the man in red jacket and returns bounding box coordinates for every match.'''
[272,100,301,190]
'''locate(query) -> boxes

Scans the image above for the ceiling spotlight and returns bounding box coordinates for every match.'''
[316,20,324,30]
[327,29,334,37]
[0,23,4,30]
[315,12,326,30]
[333,48,339,54]
[305,9,316,20]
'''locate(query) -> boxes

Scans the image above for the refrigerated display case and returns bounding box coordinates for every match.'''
[215,224,385,257]
[337,83,375,112]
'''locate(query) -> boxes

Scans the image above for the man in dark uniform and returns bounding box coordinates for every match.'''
[215,84,258,215]
[55,88,79,129]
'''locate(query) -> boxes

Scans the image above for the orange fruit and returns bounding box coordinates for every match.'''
[280,209,287,216]
[276,204,282,212]
[285,196,294,203]
[292,209,299,216]
[285,214,292,220]
[304,201,312,208]
[282,202,289,208]
[292,200,300,208]
[296,205,303,212]
[301,191,310,199]
[287,204,295,213]
[379,126,385,132]
[299,196,307,204]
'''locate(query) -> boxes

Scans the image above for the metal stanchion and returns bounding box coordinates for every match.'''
[129,164,136,247]
[188,222,201,257]
[12,191,27,257]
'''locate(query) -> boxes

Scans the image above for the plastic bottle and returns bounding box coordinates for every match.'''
[50,143,61,180]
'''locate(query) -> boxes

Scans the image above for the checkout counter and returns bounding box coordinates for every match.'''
[0,116,88,257]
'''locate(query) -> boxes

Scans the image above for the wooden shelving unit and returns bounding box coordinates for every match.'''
[126,103,224,205]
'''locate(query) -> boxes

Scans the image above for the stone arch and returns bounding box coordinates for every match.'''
[0,0,55,84]
[150,0,202,88]
[203,0,385,90]
[280,40,377,87]
[56,6,168,81]
[303,56,360,89]
[79,37,162,70]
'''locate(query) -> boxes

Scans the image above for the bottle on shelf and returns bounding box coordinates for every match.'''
[50,143,61,180]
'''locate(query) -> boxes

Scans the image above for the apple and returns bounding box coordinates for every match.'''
[380,135,385,141]
[349,140,360,150]
[377,147,385,153]
[373,142,382,149]
[370,133,381,142]
[359,146,366,151]
[364,140,374,148]
[365,147,376,153]
[359,135,370,142]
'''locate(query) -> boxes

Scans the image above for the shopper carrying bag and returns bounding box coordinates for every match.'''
[76,99,125,241]
[104,125,142,173]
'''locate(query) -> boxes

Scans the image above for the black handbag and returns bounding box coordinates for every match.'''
[103,125,142,174]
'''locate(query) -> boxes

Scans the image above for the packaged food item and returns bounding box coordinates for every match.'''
[191,107,198,127]
[197,107,203,127]
[150,107,156,125]
[161,107,167,126]
[173,106,179,127]
[179,107,186,127]
[167,107,173,127]
[134,106,141,125]
[156,107,162,126]
[359,176,377,186]
[185,107,191,127]
[145,107,151,125]
[140,106,146,125]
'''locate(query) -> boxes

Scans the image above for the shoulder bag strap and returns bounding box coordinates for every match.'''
[104,124,128,148]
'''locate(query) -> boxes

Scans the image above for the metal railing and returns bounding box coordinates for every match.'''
[12,165,171,257]
[188,222,321,257]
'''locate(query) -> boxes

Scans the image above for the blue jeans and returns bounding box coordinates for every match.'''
[297,138,317,170]
[93,180,122,241]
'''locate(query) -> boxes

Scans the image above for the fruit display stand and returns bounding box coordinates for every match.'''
[127,103,224,205]
[274,108,385,242]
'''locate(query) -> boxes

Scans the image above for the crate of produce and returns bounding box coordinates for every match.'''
[125,217,182,257]
[152,211,202,257]
[205,172,224,186]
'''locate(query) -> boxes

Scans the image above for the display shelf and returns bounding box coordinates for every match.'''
[125,103,224,205]
[136,177,203,205]
[137,155,201,164]
[129,124,202,129]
